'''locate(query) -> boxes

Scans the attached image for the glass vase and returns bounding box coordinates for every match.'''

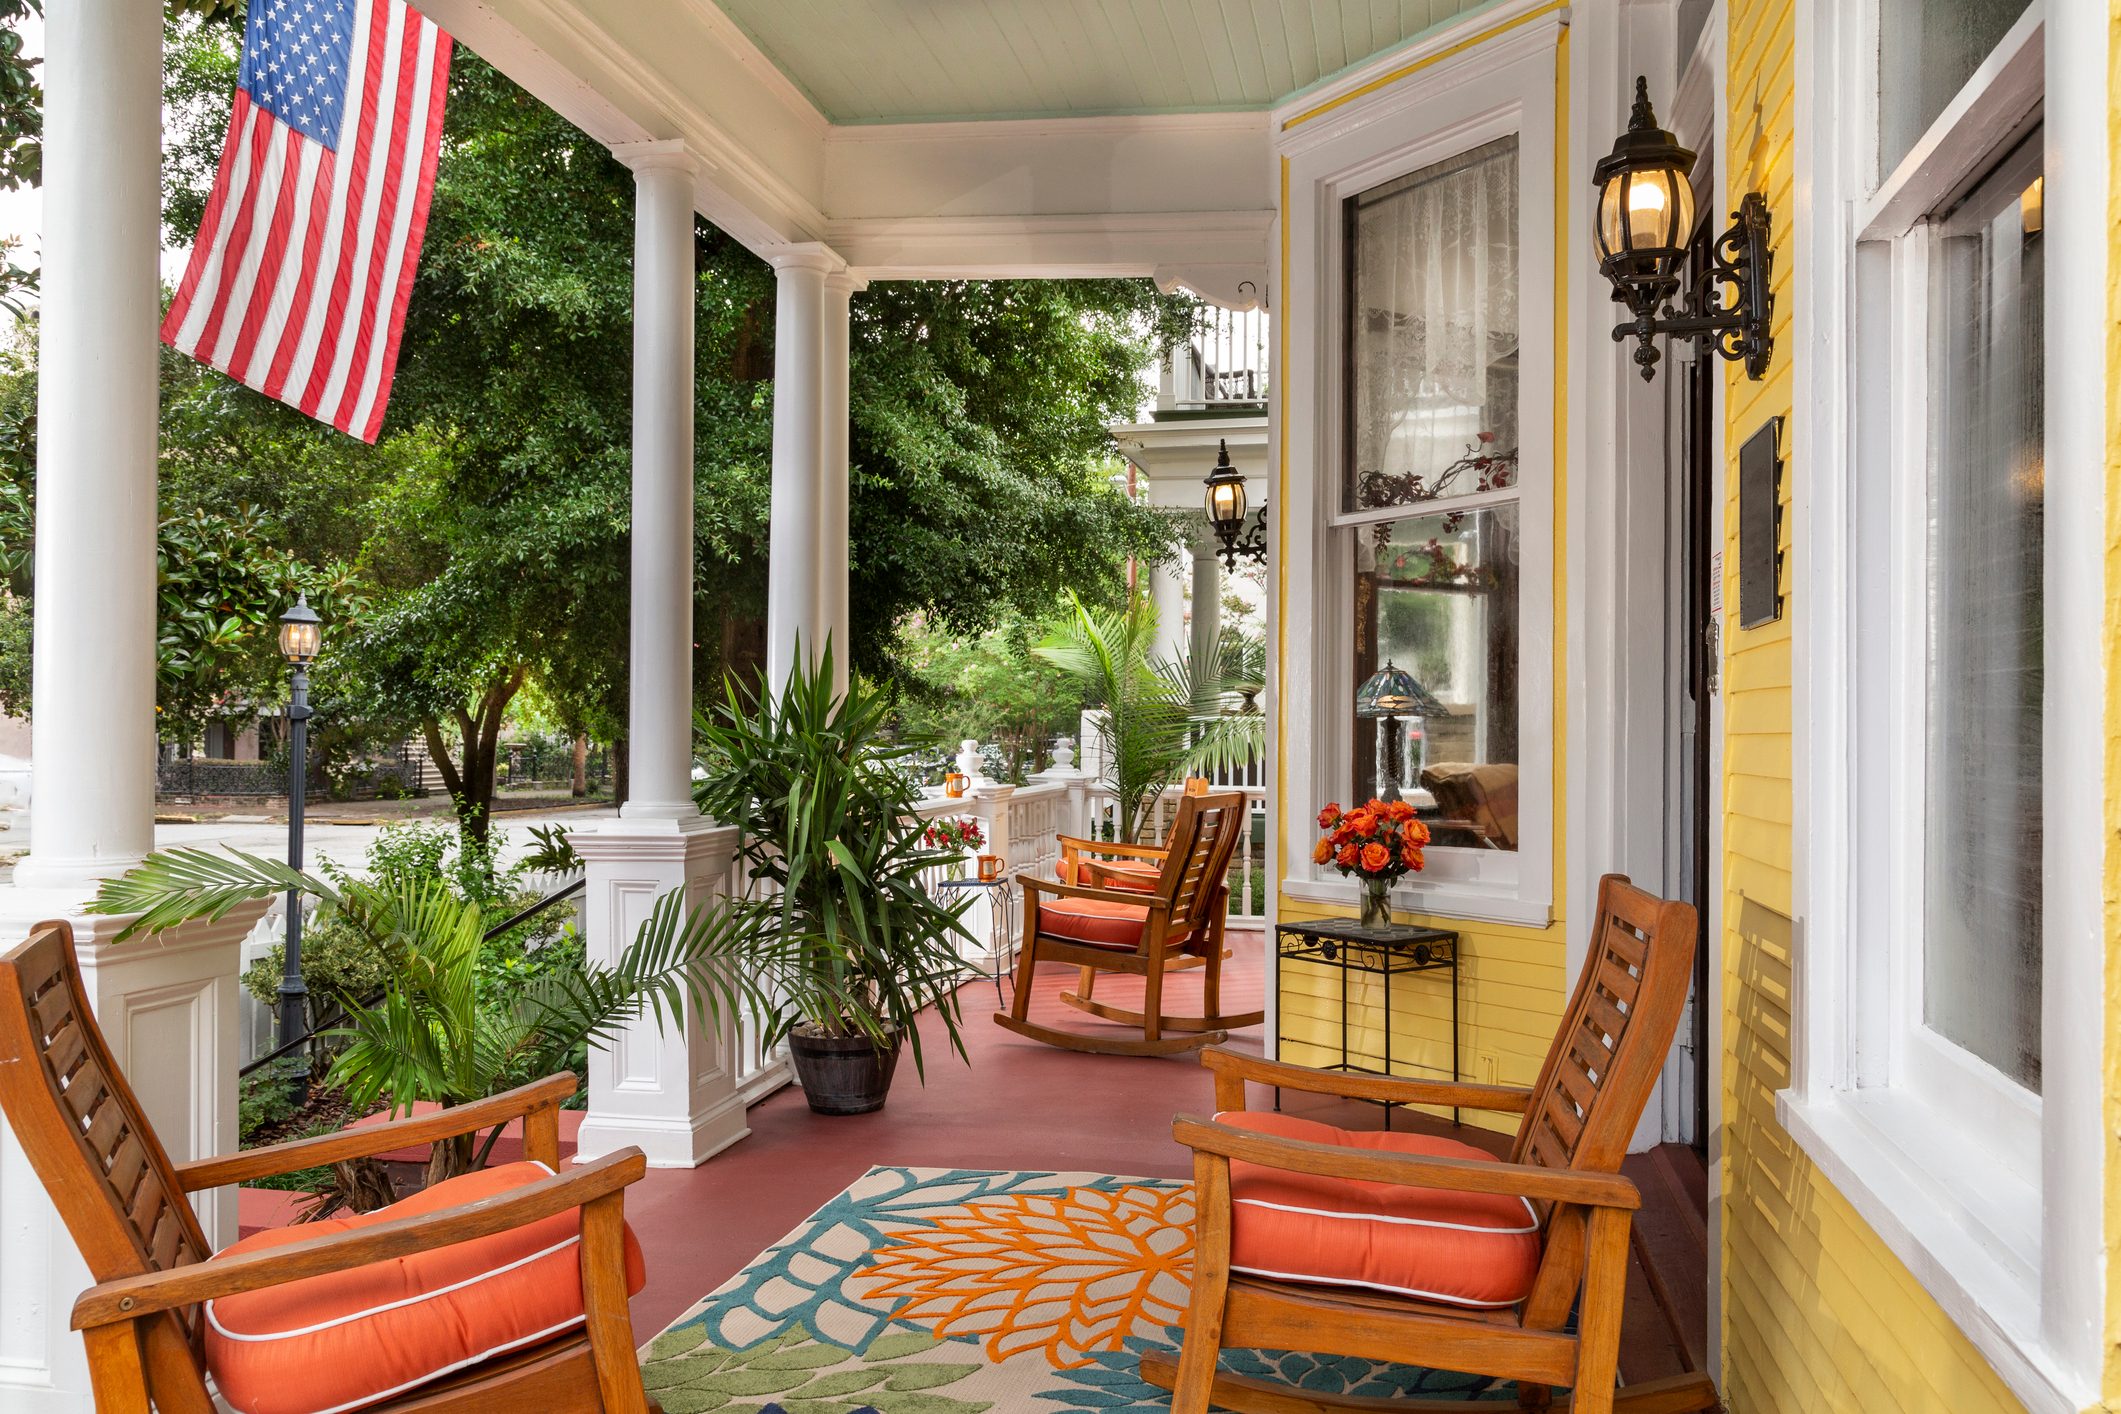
[1360,877,1393,931]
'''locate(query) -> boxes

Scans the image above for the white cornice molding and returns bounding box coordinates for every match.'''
[1270,2,1569,155]
[829,212,1273,307]
[825,110,1271,145]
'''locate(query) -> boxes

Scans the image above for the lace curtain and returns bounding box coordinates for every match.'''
[1345,135,1520,515]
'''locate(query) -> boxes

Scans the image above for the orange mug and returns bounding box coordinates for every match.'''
[944,772,969,798]
[977,854,1003,882]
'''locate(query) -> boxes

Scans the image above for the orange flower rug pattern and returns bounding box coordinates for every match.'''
[639,1166,1511,1413]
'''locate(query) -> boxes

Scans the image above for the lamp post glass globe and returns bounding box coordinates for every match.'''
[278,595,321,665]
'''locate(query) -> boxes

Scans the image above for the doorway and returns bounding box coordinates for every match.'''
[1660,212,1720,1155]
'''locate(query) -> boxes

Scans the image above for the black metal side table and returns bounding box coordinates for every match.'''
[1274,918,1461,1126]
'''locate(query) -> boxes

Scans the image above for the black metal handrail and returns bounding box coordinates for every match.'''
[237,876,586,1078]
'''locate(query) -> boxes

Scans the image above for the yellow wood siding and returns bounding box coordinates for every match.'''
[1716,1,2026,1408]
[1273,25,1572,1141]
[2103,6,2121,1406]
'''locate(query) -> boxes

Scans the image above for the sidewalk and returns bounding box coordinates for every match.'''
[0,797,621,884]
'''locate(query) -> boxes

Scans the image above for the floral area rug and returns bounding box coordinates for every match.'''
[638,1166,1511,1412]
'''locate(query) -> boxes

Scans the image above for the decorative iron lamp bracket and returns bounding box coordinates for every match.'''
[1608,192,1774,382]
[1215,506,1268,572]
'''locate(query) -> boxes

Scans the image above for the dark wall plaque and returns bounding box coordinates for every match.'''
[1738,416,1784,630]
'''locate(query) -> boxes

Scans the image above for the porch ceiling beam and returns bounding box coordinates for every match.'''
[414,0,1274,299]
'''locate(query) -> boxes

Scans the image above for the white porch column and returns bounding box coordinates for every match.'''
[621,141,699,822]
[0,11,251,1411]
[766,244,846,694]
[569,141,749,1170]
[1189,532,1223,676]
[1148,557,1187,668]
[16,0,161,888]
[818,271,860,696]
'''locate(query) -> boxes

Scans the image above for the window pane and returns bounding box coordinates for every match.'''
[1877,0,2032,178]
[1351,504,1520,851]
[1923,134,2043,1090]
[1344,135,1519,515]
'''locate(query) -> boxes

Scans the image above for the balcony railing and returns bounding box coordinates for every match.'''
[1166,305,1270,410]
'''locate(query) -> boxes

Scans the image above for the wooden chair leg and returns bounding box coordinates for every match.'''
[1006,926,1039,1022]
[580,1192,650,1414]
[1142,940,1167,1043]
[82,1324,152,1414]
[1169,1151,1232,1414]
[1568,1207,1633,1414]
[1077,964,1098,1002]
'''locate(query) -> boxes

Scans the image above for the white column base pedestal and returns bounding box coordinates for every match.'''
[0,889,260,1414]
[568,815,752,1169]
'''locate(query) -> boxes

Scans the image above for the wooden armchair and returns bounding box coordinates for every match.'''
[1054,777,1215,898]
[0,922,658,1414]
[1148,875,1719,1414]
[997,790,1263,1056]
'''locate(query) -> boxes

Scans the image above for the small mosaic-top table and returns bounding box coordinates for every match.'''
[1273,917,1461,1127]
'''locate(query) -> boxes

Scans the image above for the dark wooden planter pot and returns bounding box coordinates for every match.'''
[788,1027,903,1115]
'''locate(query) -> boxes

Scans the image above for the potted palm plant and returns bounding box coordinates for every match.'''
[694,646,978,1114]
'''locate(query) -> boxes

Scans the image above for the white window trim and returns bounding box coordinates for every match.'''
[1783,2,2106,1408]
[1272,15,1562,931]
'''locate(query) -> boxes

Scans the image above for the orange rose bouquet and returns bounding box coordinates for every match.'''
[1313,797,1430,929]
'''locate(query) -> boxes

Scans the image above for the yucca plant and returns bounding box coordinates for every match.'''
[693,644,978,1095]
[91,844,772,1191]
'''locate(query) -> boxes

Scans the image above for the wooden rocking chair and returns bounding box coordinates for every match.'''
[996,789,1264,1056]
[1146,874,1719,1414]
[0,921,659,1414]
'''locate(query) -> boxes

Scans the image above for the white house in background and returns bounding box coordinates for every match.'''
[1110,306,1271,673]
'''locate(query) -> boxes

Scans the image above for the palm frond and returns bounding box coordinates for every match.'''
[90,847,342,941]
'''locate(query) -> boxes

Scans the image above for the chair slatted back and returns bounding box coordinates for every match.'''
[1152,791,1246,931]
[1508,875,1695,1326]
[0,923,212,1286]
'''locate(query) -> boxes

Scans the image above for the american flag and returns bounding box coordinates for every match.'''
[163,0,452,444]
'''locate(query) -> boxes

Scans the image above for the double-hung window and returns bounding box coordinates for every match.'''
[1274,22,1558,928]
[1784,1,2104,1405]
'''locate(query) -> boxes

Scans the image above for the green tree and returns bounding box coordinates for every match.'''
[147,21,1190,841]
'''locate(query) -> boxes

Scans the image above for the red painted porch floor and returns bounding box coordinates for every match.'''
[620,930,1711,1388]
[242,930,1709,1387]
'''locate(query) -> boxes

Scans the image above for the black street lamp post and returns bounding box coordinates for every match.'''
[276,595,321,1057]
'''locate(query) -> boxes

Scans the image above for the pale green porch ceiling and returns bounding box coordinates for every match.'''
[710,0,1508,123]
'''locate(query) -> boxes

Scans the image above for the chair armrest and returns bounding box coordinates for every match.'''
[1056,835,1170,861]
[74,1148,647,1329]
[1172,1115,1638,1211]
[174,1073,580,1192]
[1022,876,1167,907]
[1199,1045,1532,1115]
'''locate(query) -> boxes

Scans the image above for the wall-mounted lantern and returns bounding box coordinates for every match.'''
[1203,439,1267,570]
[1594,77,1774,382]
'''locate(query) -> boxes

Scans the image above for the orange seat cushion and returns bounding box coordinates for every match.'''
[204,1161,646,1414]
[1220,1112,1541,1309]
[1038,891,1225,955]
[1040,895,1155,950]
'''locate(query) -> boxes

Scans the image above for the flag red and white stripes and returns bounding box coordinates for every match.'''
[163,0,452,444]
